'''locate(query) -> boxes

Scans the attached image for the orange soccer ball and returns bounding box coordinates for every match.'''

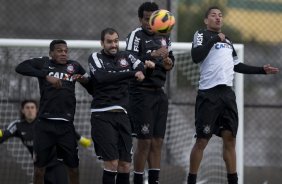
[149,9,175,34]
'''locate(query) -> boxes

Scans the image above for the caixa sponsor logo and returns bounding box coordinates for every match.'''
[215,43,232,49]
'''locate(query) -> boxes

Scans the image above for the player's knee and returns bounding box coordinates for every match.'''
[194,138,209,150]
[104,160,119,171]
[34,167,45,180]
[151,138,164,150]
[118,161,131,173]
[137,139,151,151]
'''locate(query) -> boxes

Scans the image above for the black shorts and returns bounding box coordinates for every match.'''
[129,88,168,139]
[195,85,238,138]
[33,118,79,168]
[91,112,132,162]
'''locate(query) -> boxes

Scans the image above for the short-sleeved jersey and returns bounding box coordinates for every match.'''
[15,57,88,122]
[126,27,175,88]
[88,50,144,112]
[0,120,34,155]
[191,29,240,90]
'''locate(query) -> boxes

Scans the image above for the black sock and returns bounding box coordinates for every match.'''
[227,173,238,184]
[187,173,197,184]
[103,170,117,184]
[134,171,143,184]
[148,169,160,184]
[116,172,130,184]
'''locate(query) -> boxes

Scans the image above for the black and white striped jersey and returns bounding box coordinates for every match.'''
[15,57,88,122]
[126,27,175,88]
[88,50,144,112]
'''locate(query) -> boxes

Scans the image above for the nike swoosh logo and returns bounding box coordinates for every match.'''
[49,66,55,69]
[145,40,152,43]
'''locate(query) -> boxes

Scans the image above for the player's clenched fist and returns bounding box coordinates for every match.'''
[145,60,155,69]
[46,75,62,88]
[163,57,173,71]
[135,71,145,81]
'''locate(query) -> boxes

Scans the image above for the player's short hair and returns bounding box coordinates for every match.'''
[205,6,221,18]
[20,99,38,120]
[49,40,67,51]
[138,2,159,18]
[101,28,119,41]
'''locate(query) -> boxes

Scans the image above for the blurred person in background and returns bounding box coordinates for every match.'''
[0,99,92,184]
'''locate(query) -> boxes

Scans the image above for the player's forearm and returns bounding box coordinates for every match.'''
[234,63,265,74]
[15,60,47,78]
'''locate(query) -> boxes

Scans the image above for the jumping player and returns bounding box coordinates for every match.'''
[126,2,175,184]
[88,28,145,184]
[15,40,90,184]
[187,6,279,184]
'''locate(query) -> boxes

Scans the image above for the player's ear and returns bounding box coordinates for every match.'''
[100,41,104,48]
[204,18,208,25]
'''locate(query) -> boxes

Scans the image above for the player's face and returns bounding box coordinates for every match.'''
[205,9,223,32]
[140,11,154,33]
[49,44,68,64]
[102,33,119,56]
[22,102,37,123]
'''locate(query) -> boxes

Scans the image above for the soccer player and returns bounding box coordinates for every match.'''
[187,6,279,184]
[125,2,175,184]
[0,99,92,184]
[15,40,90,184]
[87,27,145,184]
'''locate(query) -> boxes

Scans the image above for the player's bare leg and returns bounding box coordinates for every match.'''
[68,167,80,184]
[187,138,209,184]
[33,167,45,184]
[134,139,151,171]
[222,130,238,184]
[147,137,163,184]
[147,138,163,168]
[134,139,151,184]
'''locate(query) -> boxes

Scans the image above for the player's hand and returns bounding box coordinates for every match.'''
[0,129,3,137]
[135,71,145,81]
[46,75,62,88]
[163,57,173,71]
[144,60,155,69]
[73,74,89,84]
[151,47,169,59]
[218,33,226,42]
[263,64,279,74]
[79,136,92,148]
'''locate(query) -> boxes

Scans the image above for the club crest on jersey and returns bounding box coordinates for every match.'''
[118,58,129,67]
[66,64,75,74]
[203,124,211,134]
[141,124,150,135]
[160,38,167,47]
